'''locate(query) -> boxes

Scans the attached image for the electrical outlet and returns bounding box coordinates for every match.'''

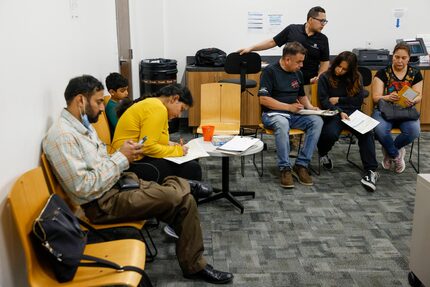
[365,41,372,49]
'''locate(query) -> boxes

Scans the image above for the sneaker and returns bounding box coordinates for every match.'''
[360,170,380,192]
[292,165,313,186]
[280,169,294,188]
[163,225,179,239]
[393,147,406,173]
[320,154,333,170]
[381,147,392,170]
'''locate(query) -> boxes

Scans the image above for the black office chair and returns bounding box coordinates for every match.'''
[219,52,261,95]
[358,66,372,98]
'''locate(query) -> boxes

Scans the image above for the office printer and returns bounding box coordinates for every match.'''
[352,49,390,66]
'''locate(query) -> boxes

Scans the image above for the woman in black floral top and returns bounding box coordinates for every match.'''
[372,42,423,173]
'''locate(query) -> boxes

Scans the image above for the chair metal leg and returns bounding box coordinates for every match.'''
[409,137,420,173]
[314,155,321,176]
[345,134,363,171]
[252,140,264,177]
[239,127,259,177]
[251,127,264,177]
[140,226,158,263]
[240,156,245,177]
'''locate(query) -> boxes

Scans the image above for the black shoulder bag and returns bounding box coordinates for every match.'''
[378,100,420,121]
[32,194,152,286]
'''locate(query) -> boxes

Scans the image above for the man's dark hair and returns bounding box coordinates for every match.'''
[105,72,129,91]
[307,6,326,21]
[393,42,411,56]
[64,75,104,105]
[282,41,307,57]
[116,84,193,118]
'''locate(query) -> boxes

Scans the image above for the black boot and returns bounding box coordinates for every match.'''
[188,180,213,199]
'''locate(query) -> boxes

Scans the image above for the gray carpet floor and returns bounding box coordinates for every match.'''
[103,130,430,287]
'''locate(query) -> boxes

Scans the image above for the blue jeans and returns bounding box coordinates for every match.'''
[262,112,323,170]
[372,109,420,158]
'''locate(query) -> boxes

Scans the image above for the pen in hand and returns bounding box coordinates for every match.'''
[138,136,147,145]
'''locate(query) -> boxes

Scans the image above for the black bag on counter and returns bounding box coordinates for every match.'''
[195,48,226,67]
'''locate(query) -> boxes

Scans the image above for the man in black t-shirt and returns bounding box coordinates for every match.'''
[259,42,323,189]
[239,6,330,87]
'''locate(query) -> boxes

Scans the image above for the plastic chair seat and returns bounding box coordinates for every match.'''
[63,239,146,286]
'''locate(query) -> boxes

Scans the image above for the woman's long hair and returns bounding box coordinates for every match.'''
[328,51,361,96]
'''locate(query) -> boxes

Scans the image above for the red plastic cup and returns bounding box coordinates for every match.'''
[202,125,215,141]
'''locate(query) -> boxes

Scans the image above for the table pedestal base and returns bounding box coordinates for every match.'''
[198,157,255,214]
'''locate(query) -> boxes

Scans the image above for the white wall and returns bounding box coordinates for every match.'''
[0,0,119,286]
[129,0,165,99]
[132,0,430,84]
[1,1,429,285]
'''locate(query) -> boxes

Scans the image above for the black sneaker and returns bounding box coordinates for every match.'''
[360,170,379,192]
[320,154,333,170]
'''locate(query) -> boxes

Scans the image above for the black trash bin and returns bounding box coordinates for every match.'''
[139,58,180,133]
[139,58,178,97]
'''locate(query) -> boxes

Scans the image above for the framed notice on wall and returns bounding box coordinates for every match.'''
[247,11,284,34]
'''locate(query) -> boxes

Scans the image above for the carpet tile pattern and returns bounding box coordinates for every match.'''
[114,131,430,286]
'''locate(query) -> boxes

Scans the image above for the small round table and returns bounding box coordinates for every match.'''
[194,137,264,213]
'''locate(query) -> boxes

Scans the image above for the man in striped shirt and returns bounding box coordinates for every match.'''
[43,75,233,284]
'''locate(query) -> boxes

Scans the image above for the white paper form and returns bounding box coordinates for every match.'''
[164,139,210,164]
[298,109,339,116]
[216,136,260,153]
[341,110,380,134]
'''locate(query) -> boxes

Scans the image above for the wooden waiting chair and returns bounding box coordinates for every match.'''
[197,82,241,135]
[41,153,158,262]
[103,94,111,106]
[92,111,116,154]
[8,167,146,287]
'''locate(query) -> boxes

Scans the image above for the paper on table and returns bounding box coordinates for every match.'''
[216,136,259,153]
[298,109,339,116]
[164,139,210,164]
[341,110,380,134]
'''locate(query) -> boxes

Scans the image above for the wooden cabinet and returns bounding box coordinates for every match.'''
[186,71,261,127]
[186,67,430,130]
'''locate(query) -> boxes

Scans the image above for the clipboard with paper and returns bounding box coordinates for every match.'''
[396,86,419,108]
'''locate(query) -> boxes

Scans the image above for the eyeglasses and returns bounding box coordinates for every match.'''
[312,17,328,25]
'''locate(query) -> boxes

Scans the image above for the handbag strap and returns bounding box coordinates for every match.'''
[80,254,153,287]
[76,217,111,241]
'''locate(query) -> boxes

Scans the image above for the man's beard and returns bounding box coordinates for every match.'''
[85,106,102,123]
